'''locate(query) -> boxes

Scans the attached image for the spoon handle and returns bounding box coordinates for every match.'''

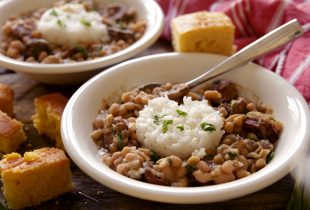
[186,19,304,89]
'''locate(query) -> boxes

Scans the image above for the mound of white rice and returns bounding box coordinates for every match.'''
[38,4,109,45]
[136,97,224,159]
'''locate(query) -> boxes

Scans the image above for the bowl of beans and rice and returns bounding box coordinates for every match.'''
[61,53,310,203]
[0,0,163,84]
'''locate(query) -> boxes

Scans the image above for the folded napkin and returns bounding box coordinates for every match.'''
[157,0,310,105]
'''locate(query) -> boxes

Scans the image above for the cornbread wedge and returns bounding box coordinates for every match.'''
[171,11,235,55]
[0,110,26,154]
[32,93,68,149]
[0,83,14,117]
[0,148,73,209]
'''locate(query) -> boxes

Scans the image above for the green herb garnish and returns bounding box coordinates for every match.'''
[96,45,103,51]
[267,151,274,163]
[57,19,65,28]
[176,109,187,117]
[176,124,184,131]
[50,9,58,17]
[153,115,166,125]
[247,132,258,141]
[185,164,196,173]
[75,45,88,57]
[80,19,91,27]
[227,151,238,158]
[153,115,160,125]
[200,122,216,132]
[117,21,126,29]
[150,150,159,163]
[162,120,173,133]
[116,132,123,150]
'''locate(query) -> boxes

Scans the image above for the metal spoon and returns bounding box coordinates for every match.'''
[139,19,304,101]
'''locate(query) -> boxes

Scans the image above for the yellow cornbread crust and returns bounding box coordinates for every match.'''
[0,111,26,154]
[32,93,68,149]
[0,147,73,209]
[0,83,14,117]
[171,11,235,55]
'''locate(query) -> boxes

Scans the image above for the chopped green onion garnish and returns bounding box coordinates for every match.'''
[185,164,196,173]
[247,132,258,141]
[117,21,126,29]
[50,9,58,17]
[80,19,91,27]
[153,115,160,125]
[176,124,184,131]
[176,109,187,117]
[200,122,216,132]
[227,151,238,158]
[162,120,173,133]
[57,19,65,28]
[153,115,166,125]
[116,132,123,150]
[150,150,159,163]
[75,45,88,57]
[267,151,274,163]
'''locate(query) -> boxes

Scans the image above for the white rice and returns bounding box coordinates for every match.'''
[136,97,224,159]
[38,4,109,45]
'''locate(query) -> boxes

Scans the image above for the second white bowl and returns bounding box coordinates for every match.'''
[61,53,310,203]
[0,0,163,84]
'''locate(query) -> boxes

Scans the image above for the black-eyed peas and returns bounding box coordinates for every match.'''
[92,80,280,187]
[1,1,146,63]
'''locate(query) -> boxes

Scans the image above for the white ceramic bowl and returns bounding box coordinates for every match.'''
[61,53,310,204]
[0,0,163,84]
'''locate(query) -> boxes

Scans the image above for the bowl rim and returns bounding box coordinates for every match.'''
[0,0,164,74]
[61,52,310,203]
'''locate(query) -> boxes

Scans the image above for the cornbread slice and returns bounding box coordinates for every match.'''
[32,93,68,149]
[0,148,73,209]
[171,11,235,55]
[0,111,26,154]
[0,83,14,117]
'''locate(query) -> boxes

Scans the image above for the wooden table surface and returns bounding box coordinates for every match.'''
[0,40,295,210]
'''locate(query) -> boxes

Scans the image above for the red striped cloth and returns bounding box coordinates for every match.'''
[157,0,310,105]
